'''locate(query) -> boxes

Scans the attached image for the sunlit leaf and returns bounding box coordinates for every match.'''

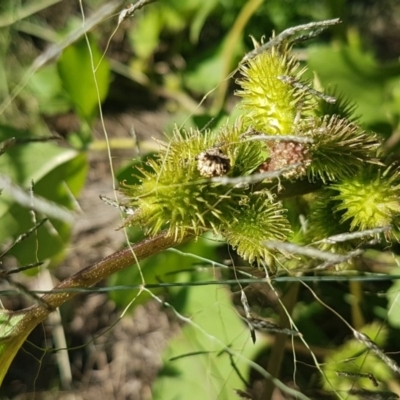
[57,35,110,122]
[153,270,264,399]
[387,274,400,329]
[0,311,32,385]
[28,64,70,115]
[0,125,88,267]
[308,44,400,127]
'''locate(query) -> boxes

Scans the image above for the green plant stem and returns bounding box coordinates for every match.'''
[259,282,300,400]
[349,280,365,329]
[211,0,263,113]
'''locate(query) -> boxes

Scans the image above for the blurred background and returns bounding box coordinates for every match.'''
[1,0,400,399]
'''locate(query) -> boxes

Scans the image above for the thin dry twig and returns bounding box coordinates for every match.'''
[353,330,400,375]
[118,0,157,24]
[240,18,341,64]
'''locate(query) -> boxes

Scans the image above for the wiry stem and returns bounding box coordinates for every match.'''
[260,283,300,400]
[10,231,186,336]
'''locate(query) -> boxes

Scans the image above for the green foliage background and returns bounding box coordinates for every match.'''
[1,0,400,399]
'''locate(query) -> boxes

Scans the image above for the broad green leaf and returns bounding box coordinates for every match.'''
[308,44,400,127]
[0,125,88,266]
[292,300,329,346]
[387,272,400,329]
[183,45,226,94]
[322,322,393,397]
[128,1,214,63]
[1,154,87,267]
[128,3,190,63]
[57,35,110,122]
[128,7,163,61]
[184,26,244,95]
[0,310,33,385]
[0,125,78,188]
[28,64,70,115]
[168,0,205,13]
[189,0,219,43]
[153,270,264,399]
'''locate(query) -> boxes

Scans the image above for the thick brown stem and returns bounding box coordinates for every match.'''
[18,231,185,329]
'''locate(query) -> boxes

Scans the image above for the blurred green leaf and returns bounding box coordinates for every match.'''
[293,300,329,346]
[0,125,78,188]
[28,64,70,115]
[189,0,219,43]
[153,270,264,399]
[387,273,400,329]
[184,45,225,94]
[323,322,393,396]
[0,0,61,28]
[128,7,163,61]
[0,311,32,386]
[57,35,110,123]
[0,125,88,266]
[308,44,400,127]
[128,2,198,63]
